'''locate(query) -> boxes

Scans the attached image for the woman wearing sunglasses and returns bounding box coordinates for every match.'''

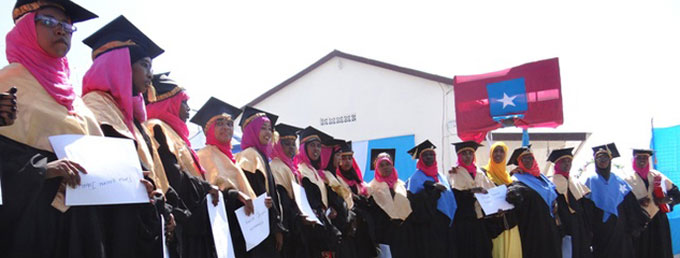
[0,1,104,258]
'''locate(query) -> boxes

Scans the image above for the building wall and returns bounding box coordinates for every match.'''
[253,56,458,172]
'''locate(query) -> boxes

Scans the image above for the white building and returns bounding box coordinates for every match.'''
[245,50,456,181]
[237,50,588,181]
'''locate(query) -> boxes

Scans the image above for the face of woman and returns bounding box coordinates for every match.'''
[258,120,272,145]
[131,57,152,96]
[558,158,572,172]
[35,8,72,58]
[178,100,190,122]
[492,146,506,163]
[306,140,322,161]
[214,118,233,144]
[340,154,353,171]
[378,159,394,178]
[595,154,611,169]
[459,150,475,166]
[280,138,297,159]
[635,155,649,169]
[520,154,534,169]
[421,150,435,166]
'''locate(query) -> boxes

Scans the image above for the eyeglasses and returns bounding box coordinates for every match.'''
[34,15,76,33]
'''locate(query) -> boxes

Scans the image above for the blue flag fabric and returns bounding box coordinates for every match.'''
[486,77,529,116]
[513,173,558,217]
[651,124,680,254]
[580,171,631,222]
[406,170,457,225]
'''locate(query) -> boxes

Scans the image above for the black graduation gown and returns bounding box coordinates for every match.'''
[452,187,493,258]
[581,192,648,258]
[326,183,359,258]
[153,125,218,258]
[556,188,592,258]
[407,181,457,258]
[633,182,680,258]
[341,173,378,258]
[95,121,164,258]
[506,181,562,258]
[367,189,415,258]
[276,184,312,258]
[0,135,106,258]
[300,177,342,258]
[241,150,285,258]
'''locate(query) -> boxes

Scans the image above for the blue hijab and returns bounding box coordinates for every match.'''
[580,170,631,222]
[514,173,558,217]
[406,170,457,225]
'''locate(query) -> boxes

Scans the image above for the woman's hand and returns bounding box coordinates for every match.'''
[238,191,254,216]
[165,213,176,241]
[0,87,17,127]
[46,159,87,188]
[209,185,220,206]
[433,182,448,192]
[470,187,488,194]
[264,196,273,209]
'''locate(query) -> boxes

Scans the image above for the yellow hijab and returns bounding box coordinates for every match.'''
[483,142,513,185]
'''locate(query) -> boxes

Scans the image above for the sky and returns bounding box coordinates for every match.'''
[1,0,679,170]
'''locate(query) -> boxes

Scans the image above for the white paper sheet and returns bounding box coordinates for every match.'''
[48,134,149,206]
[235,193,269,251]
[291,180,322,225]
[474,185,515,216]
[161,215,170,258]
[207,192,235,258]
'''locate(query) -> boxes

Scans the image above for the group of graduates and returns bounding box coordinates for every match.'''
[0,1,679,258]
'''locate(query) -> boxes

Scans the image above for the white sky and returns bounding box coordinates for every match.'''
[1,0,679,169]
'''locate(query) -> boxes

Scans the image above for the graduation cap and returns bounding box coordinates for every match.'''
[547,147,574,163]
[339,141,353,155]
[83,15,164,61]
[370,148,396,170]
[592,143,620,158]
[239,106,278,130]
[275,123,302,139]
[190,97,242,131]
[452,141,483,154]
[13,0,97,23]
[507,145,533,166]
[297,126,325,144]
[145,72,183,103]
[407,140,436,159]
[633,148,654,157]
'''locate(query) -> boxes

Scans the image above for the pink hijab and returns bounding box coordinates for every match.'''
[205,121,234,162]
[633,156,650,179]
[337,157,368,196]
[6,12,75,111]
[554,158,570,178]
[240,116,272,159]
[295,141,324,179]
[417,150,439,182]
[457,152,478,178]
[374,155,398,189]
[272,138,301,181]
[82,47,146,134]
[146,90,205,174]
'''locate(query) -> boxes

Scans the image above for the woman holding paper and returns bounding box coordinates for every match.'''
[366,149,414,258]
[81,15,176,258]
[145,73,220,258]
[481,142,523,258]
[233,106,285,258]
[192,97,257,258]
[295,126,343,258]
[505,146,562,258]
[0,1,104,257]
[447,141,495,258]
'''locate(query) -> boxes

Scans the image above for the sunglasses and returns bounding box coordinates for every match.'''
[34,15,76,33]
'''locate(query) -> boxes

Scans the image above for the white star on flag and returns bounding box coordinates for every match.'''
[619,184,628,194]
[496,93,518,109]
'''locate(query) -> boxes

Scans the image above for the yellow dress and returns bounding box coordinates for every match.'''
[490,180,523,258]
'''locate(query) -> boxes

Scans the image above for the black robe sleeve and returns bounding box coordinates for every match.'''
[506,182,562,258]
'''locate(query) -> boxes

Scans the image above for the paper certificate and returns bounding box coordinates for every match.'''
[291,180,322,225]
[235,193,270,251]
[49,135,149,206]
[474,184,515,216]
[207,192,235,258]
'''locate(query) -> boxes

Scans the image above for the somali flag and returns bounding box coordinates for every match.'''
[651,123,680,255]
